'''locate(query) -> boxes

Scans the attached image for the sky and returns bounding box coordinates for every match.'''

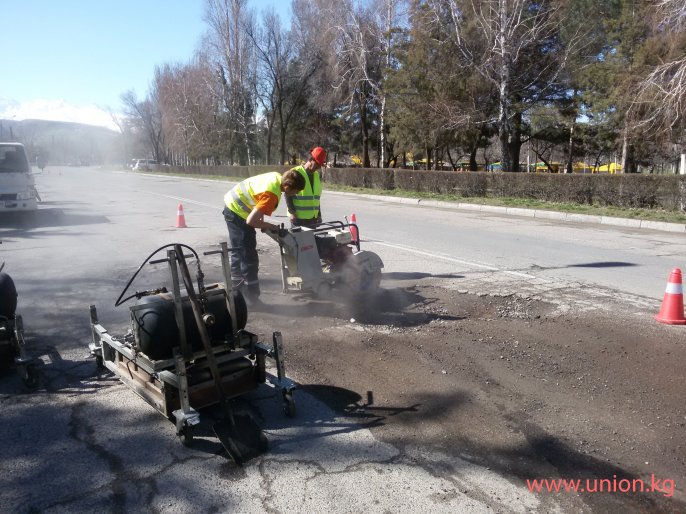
[0,0,290,131]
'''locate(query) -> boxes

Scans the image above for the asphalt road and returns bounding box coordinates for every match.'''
[0,167,683,512]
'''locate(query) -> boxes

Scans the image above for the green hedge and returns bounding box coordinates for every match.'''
[161,165,686,211]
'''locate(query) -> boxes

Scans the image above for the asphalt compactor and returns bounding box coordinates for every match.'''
[265,220,384,298]
[88,243,295,464]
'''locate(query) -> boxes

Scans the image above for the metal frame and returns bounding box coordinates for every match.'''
[88,243,297,445]
[0,314,40,387]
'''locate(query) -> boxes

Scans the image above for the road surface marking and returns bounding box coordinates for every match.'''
[372,240,538,280]
[144,191,217,209]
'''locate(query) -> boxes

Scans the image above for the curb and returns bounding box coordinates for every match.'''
[330,191,686,234]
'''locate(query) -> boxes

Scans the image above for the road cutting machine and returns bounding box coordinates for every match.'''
[88,242,296,464]
[265,220,384,298]
[0,261,40,388]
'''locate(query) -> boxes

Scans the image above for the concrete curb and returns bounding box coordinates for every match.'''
[330,191,686,234]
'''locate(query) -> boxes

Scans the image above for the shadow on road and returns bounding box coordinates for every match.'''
[0,208,109,237]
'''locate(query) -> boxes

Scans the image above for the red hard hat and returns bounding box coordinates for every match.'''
[310,147,327,166]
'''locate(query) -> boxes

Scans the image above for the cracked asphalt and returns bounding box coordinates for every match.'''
[1,167,684,513]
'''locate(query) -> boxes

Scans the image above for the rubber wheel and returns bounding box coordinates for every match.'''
[0,273,17,318]
[283,391,296,418]
[361,269,382,292]
[95,355,105,369]
[22,365,39,389]
[179,424,194,447]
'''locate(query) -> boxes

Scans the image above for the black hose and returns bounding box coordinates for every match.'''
[114,243,200,307]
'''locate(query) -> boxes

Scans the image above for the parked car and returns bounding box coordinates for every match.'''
[132,159,158,171]
[0,143,39,212]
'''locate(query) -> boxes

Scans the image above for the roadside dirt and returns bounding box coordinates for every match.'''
[248,281,686,513]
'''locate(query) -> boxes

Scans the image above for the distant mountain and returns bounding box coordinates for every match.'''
[0,118,124,166]
[0,98,120,131]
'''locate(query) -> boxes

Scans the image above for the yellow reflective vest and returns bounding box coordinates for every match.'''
[224,172,282,220]
[290,165,321,220]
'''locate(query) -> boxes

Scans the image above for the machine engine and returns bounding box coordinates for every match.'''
[267,221,384,297]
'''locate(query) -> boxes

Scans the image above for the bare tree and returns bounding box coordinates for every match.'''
[204,0,257,165]
[303,0,387,167]
[120,89,165,163]
[370,0,407,167]
[249,9,312,165]
[437,0,586,171]
[155,55,220,164]
[633,1,686,148]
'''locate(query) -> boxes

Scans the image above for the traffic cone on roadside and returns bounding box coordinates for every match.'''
[349,213,359,243]
[655,268,686,325]
[176,203,188,228]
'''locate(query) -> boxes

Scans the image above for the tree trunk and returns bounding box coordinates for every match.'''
[565,122,575,174]
[278,106,286,166]
[380,95,386,168]
[266,125,273,165]
[620,123,635,173]
[619,111,639,174]
[507,111,522,172]
[497,1,513,172]
[379,0,392,169]
[469,146,478,171]
[360,97,370,168]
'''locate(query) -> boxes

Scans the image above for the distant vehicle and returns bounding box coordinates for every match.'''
[0,143,39,212]
[132,159,158,171]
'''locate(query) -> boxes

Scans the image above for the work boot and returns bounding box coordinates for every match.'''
[244,295,265,310]
[247,282,261,299]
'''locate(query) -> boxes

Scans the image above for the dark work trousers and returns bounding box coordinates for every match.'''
[223,207,260,300]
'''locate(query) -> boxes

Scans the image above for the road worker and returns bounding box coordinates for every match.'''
[285,147,327,228]
[222,169,306,305]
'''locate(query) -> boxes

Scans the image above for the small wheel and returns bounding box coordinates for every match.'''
[95,355,105,369]
[179,424,194,447]
[22,366,40,389]
[283,391,296,418]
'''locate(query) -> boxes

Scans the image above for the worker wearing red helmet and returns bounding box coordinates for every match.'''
[285,147,327,228]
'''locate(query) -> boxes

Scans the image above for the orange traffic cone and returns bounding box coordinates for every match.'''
[655,268,686,325]
[176,203,188,228]
[349,213,359,243]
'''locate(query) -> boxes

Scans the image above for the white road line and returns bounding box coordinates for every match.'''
[143,189,538,281]
[371,240,538,280]
[144,191,217,209]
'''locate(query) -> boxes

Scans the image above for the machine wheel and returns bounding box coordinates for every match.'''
[95,354,105,370]
[361,269,382,293]
[179,424,194,447]
[283,390,296,418]
[22,365,39,389]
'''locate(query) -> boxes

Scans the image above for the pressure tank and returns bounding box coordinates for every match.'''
[0,272,17,318]
[131,285,247,361]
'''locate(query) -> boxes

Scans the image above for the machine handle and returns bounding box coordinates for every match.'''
[150,253,194,265]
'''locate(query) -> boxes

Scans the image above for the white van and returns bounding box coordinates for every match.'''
[132,159,158,171]
[0,143,39,212]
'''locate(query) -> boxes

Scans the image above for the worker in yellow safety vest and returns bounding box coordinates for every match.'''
[285,146,327,228]
[222,169,306,304]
